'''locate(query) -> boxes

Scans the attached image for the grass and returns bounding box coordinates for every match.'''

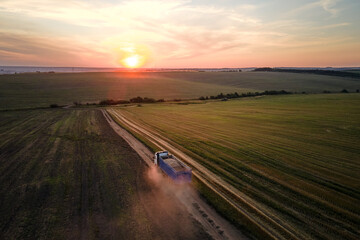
[1,71,359,110]
[0,72,252,110]
[159,71,360,93]
[113,93,360,239]
[0,109,211,239]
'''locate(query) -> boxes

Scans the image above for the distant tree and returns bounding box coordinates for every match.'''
[199,96,206,100]
[323,90,331,93]
[99,99,129,105]
[341,89,349,93]
[218,93,224,99]
[253,67,273,72]
[142,97,155,103]
[50,104,59,108]
[356,89,359,93]
[130,96,143,103]
[116,100,130,104]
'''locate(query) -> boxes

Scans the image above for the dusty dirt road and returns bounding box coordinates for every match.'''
[101,109,248,240]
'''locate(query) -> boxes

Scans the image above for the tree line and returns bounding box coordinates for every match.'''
[49,89,359,108]
[98,97,165,105]
[253,67,360,79]
[198,90,292,100]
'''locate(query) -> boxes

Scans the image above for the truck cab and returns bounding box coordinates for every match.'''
[154,151,169,165]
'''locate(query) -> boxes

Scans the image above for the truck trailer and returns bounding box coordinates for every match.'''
[154,151,192,183]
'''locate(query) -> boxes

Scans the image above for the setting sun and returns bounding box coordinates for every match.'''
[114,43,150,68]
[124,55,140,68]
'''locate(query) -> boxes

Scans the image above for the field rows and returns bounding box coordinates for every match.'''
[0,109,210,239]
[112,94,360,239]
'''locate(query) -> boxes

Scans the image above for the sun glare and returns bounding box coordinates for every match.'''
[114,43,150,68]
[124,55,140,68]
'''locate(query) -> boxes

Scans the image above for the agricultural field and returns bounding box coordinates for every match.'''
[111,93,360,239]
[0,109,211,240]
[1,71,359,110]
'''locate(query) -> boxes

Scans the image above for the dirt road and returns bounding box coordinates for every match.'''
[101,109,248,240]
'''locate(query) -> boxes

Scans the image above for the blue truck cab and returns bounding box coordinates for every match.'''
[154,151,192,183]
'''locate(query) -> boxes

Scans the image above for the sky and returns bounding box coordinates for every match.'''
[0,0,359,68]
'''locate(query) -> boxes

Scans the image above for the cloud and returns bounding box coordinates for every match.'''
[286,0,341,17]
[0,0,357,67]
[315,22,350,29]
[0,0,261,66]
[0,32,110,66]
[320,0,340,15]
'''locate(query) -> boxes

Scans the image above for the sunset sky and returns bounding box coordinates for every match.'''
[0,0,359,68]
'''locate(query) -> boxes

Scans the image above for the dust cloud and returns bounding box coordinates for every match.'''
[146,165,193,207]
[128,165,212,240]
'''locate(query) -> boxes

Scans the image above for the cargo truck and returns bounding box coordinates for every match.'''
[154,151,192,183]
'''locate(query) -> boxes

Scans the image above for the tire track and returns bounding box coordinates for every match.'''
[101,109,247,240]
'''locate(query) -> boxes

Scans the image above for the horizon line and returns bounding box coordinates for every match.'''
[1,65,359,69]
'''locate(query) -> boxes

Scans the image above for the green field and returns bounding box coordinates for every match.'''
[112,93,360,239]
[0,109,210,240]
[1,71,359,110]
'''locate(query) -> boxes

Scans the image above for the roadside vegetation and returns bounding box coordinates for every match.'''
[198,90,292,101]
[111,93,360,239]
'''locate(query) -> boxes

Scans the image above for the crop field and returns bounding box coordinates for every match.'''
[111,93,360,239]
[159,71,360,93]
[0,109,211,240]
[0,72,250,110]
[1,71,359,110]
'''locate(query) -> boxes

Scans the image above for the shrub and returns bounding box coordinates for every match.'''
[130,96,143,103]
[99,99,130,105]
[50,104,59,108]
[143,97,156,103]
[253,67,273,72]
